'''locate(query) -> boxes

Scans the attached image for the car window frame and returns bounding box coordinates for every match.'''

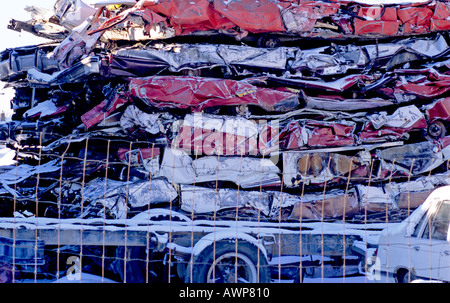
[419,199,450,242]
[412,212,427,238]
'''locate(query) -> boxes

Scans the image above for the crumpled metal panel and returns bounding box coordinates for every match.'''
[54,0,97,29]
[159,147,281,188]
[304,95,396,111]
[81,94,130,129]
[395,68,450,99]
[214,0,288,33]
[117,147,161,176]
[27,56,100,86]
[120,104,173,135]
[53,7,105,69]
[23,100,68,120]
[354,6,400,36]
[286,188,360,220]
[180,185,272,216]
[398,6,433,34]
[172,113,259,156]
[0,44,58,82]
[376,140,449,175]
[261,74,373,92]
[282,1,340,33]
[359,105,427,143]
[89,0,450,41]
[431,2,450,31]
[425,97,450,123]
[356,185,394,213]
[129,76,299,112]
[259,120,307,153]
[305,120,357,147]
[282,150,371,187]
[82,177,178,219]
[140,0,233,35]
[105,43,295,76]
[0,160,60,187]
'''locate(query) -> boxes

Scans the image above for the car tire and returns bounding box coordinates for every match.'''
[293,267,306,283]
[397,269,416,283]
[229,104,252,117]
[257,34,281,48]
[185,239,271,283]
[114,246,147,283]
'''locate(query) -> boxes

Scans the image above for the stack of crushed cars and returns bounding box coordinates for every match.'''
[2,0,450,223]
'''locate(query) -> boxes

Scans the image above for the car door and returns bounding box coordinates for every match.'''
[436,201,450,281]
[410,200,450,281]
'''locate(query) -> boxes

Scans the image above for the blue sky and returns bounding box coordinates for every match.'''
[0,0,62,115]
[0,0,56,51]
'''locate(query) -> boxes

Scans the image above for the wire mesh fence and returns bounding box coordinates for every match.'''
[0,128,449,284]
[5,0,450,288]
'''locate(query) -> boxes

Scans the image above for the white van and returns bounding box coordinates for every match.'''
[375,185,450,283]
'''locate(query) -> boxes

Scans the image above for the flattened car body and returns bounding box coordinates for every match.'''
[129,76,300,113]
[89,0,450,40]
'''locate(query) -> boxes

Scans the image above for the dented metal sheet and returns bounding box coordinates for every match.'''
[261,74,373,93]
[117,147,161,176]
[54,0,97,29]
[52,8,105,69]
[282,149,371,186]
[82,177,178,219]
[284,188,360,220]
[27,56,100,86]
[0,44,58,82]
[305,120,357,147]
[395,68,450,99]
[0,159,60,186]
[375,140,449,175]
[105,43,295,76]
[23,100,68,119]
[86,0,450,43]
[304,95,396,111]
[356,185,395,213]
[180,185,272,216]
[172,113,259,156]
[129,76,299,113]
[120,104,173,135]
[82,93,130,129]
[359,105,427,143]
[159,148,281,188]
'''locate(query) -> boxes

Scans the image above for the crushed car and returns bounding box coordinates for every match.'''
[2,0,450,283]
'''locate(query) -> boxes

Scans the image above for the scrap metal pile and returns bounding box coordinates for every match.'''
[3,0,450,223]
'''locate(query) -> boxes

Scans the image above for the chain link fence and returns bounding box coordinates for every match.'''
[0,133,448,283]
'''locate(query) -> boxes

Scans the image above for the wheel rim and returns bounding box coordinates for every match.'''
[207,252,258,283]
[257,35,281,48]
[265,38,280,48]
[428,121,446,139]
[234,105,250,117]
